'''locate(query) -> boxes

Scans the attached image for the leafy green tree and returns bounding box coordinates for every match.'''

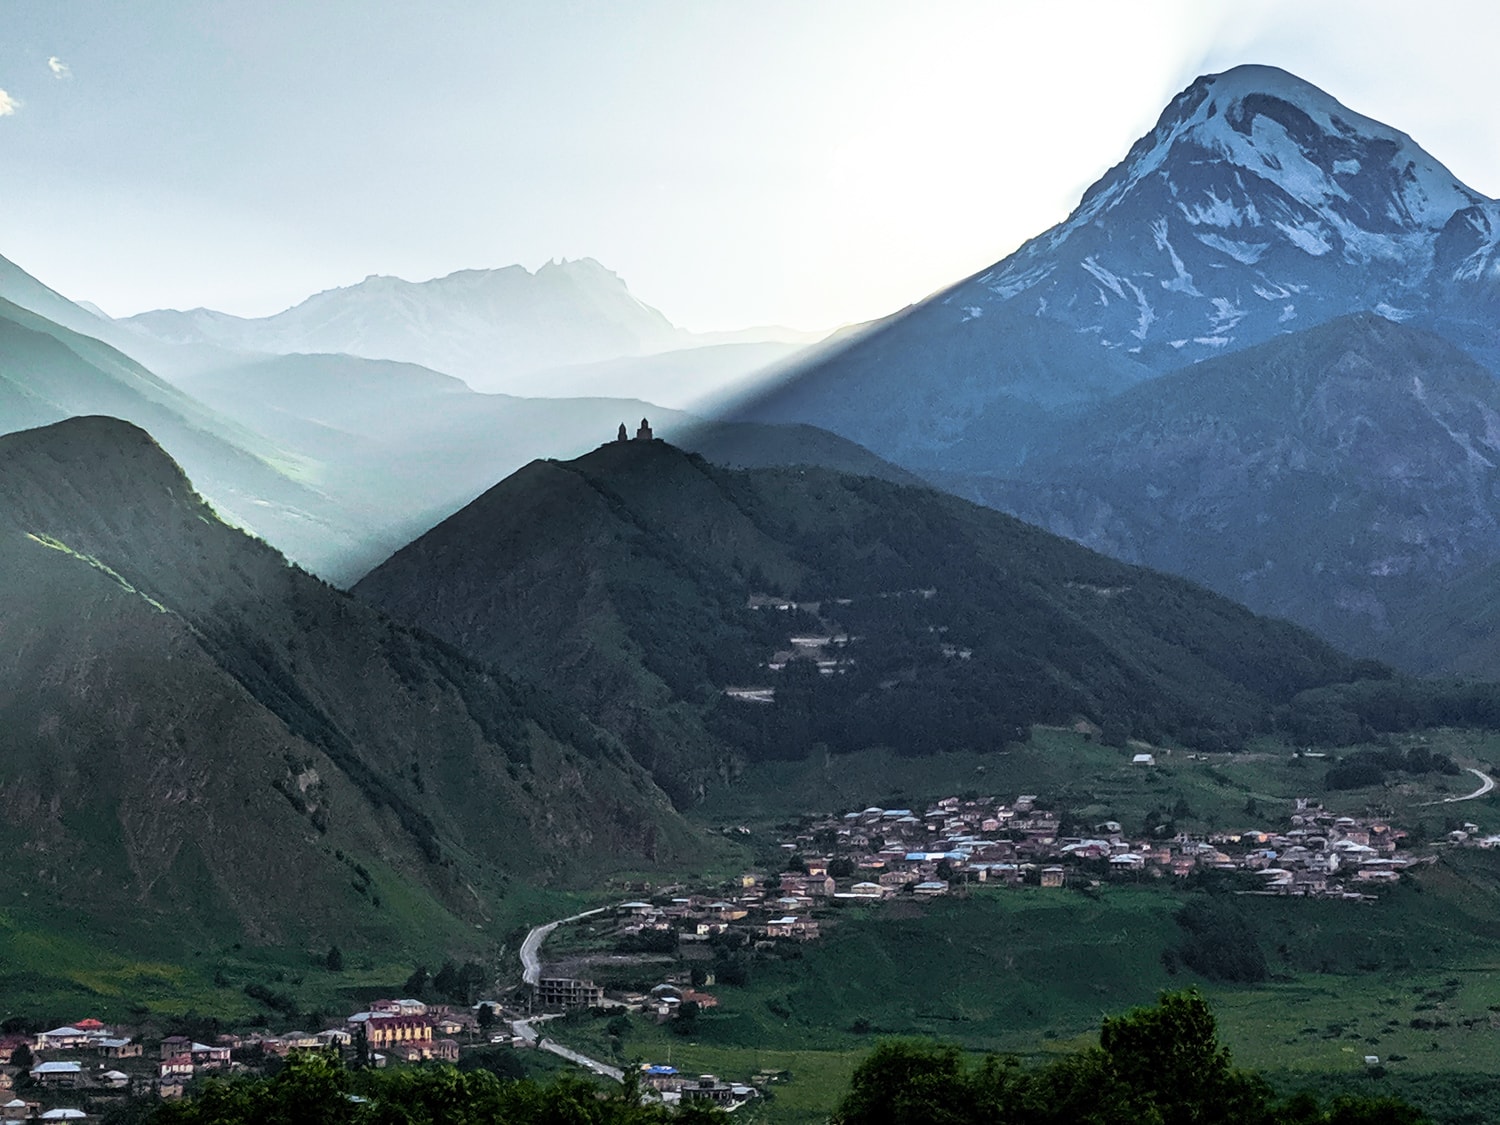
[433,960,460,1001]
[833,1041,973,1125]
[672,1000,701,1037]
[456,1046,525,1081]
[1174,898,1269,983]
[458,960,487,1005]
[403,965,430,996]
[1098,989,1269,1125]
[324,945,344,972]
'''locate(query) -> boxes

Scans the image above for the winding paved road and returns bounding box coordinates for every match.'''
[515,906,623,1084]
[1422,767,1496,806]
[512,1016,624,1082]
[520,906,608,986]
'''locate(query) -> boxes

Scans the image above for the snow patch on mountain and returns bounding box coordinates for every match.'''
[1194,232,1270,264]
[940,64,1495,372]
[1273,219,1334,256]
[1177,189,1259,228]
[1081,257,1128,300]
[1151,219,1201,295]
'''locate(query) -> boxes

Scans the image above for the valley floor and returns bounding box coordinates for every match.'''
[8,728,1500,1124]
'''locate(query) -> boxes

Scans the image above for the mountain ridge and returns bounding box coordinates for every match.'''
[117,258,821,398]
[0,415,698,954]
[958,313,1500,671]
[731,64,1500,470]
[355,437,1376,798]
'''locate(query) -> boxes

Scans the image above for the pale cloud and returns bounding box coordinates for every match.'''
[0,89,16,116]
[47,56,70,79]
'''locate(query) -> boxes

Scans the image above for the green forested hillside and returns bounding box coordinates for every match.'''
[0,416,701,971]
[355,439,1376,802]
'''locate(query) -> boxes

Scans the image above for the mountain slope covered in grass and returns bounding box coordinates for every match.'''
[355,439,1377,802]
[0,416,698,961]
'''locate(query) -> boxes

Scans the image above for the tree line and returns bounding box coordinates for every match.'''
[113,992,1434,1125]
[833,991,1429,1125]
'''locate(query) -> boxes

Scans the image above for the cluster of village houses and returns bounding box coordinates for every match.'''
[0,793,1463,1118]
[538,797,1432,1010]
[0,1001,494,1120]
[764,794,1427,899]
[0,999,762,1118]
[585,794,1429,980]
[517,794,1435,1106]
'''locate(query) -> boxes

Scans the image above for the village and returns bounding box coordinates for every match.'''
[766,792,1429,898]
[511,789,1466,1100]
[0,994,768,1119]
[0,787,1487,1120]
[575,789,1436,986]
[0,1008,472,1122]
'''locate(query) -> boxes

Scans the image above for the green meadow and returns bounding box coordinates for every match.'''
[545,863,1500,1122]
[8,725,1500,1124]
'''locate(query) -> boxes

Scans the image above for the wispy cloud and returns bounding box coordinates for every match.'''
[0,89,17,116]
[47,56,70,79]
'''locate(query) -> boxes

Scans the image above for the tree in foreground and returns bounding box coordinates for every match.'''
[833,990,1432,1125]
[133,1048,728,1125]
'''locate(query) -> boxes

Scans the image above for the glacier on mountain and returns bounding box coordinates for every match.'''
[938,63,1497,373]
[732,63,1500,481]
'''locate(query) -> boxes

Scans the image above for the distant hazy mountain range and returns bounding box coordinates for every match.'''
[111,257,824,404]
[732,65,1500,676]
[0,251,895,582]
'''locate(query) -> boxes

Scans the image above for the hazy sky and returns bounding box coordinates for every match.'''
[2,1,1499,331]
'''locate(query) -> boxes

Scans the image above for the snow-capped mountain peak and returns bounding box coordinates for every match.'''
[1090,65,1480,237]
[963,65,1495,371]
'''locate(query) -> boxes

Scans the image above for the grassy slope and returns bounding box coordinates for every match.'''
[696,727,1500,840]
[355,440,1367,804]
[0,418,716,1015]
[539,727,1500,1123]
[548,866,1500,1125]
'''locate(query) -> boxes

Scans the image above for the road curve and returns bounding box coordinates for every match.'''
[514,906,624,1084]
[536,1035,624,1082]
[1422,767,1496,806]
[514,1015,626,1083]
[520,906,609,986]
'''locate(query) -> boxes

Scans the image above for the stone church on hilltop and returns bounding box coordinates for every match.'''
[616,418,653,442]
